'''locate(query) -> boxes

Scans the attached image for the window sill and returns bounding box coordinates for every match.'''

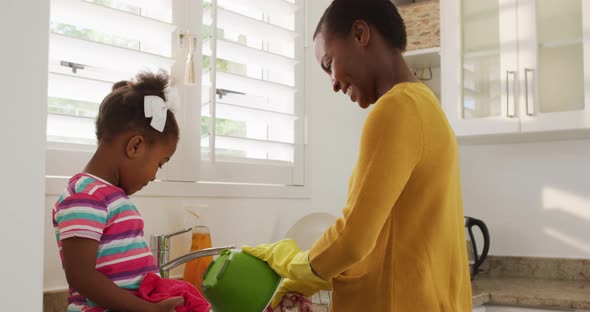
[45,176,311,199]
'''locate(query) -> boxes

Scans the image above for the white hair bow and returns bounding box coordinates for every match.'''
[144,95,168,132]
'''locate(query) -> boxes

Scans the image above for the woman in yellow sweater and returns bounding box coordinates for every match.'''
[243,0,472,310]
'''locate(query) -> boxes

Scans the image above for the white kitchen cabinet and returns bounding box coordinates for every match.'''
[441,0,590,137]
[517,0,590,132]
[404,47,441,100]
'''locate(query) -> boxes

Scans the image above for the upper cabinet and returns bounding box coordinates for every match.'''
[399,1,442,100]
[518,0,589,132]
[441,0,590,137]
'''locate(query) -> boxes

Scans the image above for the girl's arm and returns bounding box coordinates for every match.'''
[61,237,182,312]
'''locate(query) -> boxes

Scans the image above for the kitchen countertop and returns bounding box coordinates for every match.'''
[44,256,590,311]
[470,255,590,310]
[45,278,590,312]
[308,278,590,310]
[471,277,590,310]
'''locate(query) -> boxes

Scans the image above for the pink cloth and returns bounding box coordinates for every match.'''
[137,273,211,312]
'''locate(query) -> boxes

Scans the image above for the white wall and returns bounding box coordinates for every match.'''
[460,140,590,258]
[1,0,49,310]
[43,0,368,291]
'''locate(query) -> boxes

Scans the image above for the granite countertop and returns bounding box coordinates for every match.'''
[44,278,590,312]
[470,256,590,310]
[309,276,590,311]
[51,280,589,312]
[44,256,590,312]
[472,277,590,309]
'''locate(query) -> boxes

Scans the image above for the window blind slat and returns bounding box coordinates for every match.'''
[202,135,294,163]
[204,101,296,117]
[48,73,112,104]
[202,92,294,115]
[202,103,297,123]
[118,0,172,17]
[216,0,298,17]
[203,38,297,73]
[203,7,296,44]
[47,114,96,145]
[206,70,295,97]
[49,61,127,85]
[49,33,175,77]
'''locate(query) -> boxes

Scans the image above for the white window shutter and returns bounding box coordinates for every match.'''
[46,0,306,187]
[46,0,178,176]
[200,0,305,186]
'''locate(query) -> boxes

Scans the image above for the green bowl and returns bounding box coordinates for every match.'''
[202,249,281,312]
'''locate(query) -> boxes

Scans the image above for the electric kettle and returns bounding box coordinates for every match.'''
[464,216,490,279]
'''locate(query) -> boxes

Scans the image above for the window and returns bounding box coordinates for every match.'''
[47,0,176,145]
[46,0,306,189]
[199,0,304,185]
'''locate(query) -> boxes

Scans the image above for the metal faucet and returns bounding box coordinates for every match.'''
[150,227,235,278]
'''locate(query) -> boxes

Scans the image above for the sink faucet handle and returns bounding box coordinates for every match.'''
[162,227,192,239]
[151,227,193,268]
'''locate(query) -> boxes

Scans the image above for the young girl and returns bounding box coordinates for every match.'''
[52,71,183,312]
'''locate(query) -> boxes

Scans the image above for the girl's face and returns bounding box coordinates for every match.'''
[120,137,177,195]
[313,22,377,109]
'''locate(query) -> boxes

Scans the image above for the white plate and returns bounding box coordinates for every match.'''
[284,212,338,250]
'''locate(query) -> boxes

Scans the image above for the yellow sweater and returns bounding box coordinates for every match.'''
[309,82,472,311]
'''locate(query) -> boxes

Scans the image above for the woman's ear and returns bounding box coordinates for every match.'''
[352,20,370,46]
[125,135,145,158]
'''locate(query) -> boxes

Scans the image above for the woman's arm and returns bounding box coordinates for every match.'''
[309,93,424,279]
[61,238,181,312]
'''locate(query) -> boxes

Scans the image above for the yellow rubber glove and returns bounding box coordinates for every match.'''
[269,278,332,309]
[242,239,326,283]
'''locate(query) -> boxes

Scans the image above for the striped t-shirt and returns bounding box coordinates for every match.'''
[52,173,159,312]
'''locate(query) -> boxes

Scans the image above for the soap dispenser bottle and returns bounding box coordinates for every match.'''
[183,209,213,293]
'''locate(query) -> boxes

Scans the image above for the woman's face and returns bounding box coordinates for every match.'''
[313,23,377,109]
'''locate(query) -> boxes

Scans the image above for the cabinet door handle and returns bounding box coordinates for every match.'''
[506,70,517,118]
[525,68,535,116]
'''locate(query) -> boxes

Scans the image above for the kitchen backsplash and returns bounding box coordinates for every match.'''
[398,0,440,51]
